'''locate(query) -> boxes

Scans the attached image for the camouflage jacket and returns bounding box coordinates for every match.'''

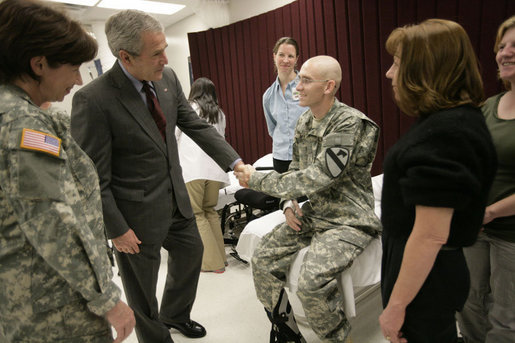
[0,85,120,317]
[249,99,381,245]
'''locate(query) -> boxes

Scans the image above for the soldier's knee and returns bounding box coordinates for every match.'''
[251,242,274,267]
[251,254,261,270]
[296,273,317,302]
[251,253,273,279]
[297,270,339,304]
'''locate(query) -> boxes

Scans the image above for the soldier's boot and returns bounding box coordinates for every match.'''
[266,289,306,343]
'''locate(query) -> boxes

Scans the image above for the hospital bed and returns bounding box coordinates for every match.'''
[235,174,384,320]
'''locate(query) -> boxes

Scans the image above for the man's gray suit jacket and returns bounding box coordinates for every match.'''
[71,62,240,244]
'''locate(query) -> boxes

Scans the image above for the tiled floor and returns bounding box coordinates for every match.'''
[113,246,389,343]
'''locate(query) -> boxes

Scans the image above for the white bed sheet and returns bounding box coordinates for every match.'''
[235,174,384,318]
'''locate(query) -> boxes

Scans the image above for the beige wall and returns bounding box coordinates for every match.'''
[54,21,116,114]
[164,15,210,97]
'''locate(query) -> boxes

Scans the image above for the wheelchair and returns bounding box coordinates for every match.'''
[219,167,278,264]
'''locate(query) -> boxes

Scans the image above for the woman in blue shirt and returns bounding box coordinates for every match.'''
[263,37,306,173]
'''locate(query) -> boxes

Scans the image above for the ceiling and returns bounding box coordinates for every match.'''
[62,0,195,28]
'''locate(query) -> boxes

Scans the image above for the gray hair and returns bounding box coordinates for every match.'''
[105,9,163,58]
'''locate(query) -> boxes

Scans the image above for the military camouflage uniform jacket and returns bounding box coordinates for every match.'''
[0,85,120,330]
[249,99,381,245]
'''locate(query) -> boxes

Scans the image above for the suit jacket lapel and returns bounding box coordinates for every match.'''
[109,63,167,154]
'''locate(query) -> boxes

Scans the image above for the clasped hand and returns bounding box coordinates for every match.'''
[233,162,255,187]
[284,200,303,231]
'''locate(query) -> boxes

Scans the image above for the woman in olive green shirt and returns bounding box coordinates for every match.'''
[457,15,515,343]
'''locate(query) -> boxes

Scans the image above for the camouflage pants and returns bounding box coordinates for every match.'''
[0,299,112,343]
[252,220,370,342]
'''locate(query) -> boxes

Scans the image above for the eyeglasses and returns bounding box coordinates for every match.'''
[298,76,329,85]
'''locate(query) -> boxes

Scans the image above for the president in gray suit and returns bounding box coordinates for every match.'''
[71,10,242,343]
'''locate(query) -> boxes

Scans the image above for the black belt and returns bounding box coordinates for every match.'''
[440,245,460,251]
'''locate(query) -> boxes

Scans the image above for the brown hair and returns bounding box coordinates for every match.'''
[385,19,484,117]
[494,15,515,90]
[0,0,98,83]
[273,37,300,56]
[188,77,221,124]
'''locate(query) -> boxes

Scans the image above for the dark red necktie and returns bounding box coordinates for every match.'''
[142,81,167,141]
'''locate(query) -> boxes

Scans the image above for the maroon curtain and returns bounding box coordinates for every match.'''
[188,0,514,175]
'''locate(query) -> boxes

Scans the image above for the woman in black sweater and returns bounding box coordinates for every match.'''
[379,19,497,343]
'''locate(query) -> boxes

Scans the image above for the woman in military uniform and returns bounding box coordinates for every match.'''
[0,0,134,342]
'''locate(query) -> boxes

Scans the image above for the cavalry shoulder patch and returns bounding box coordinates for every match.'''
[326,147,349,178]
[20,128,61,157]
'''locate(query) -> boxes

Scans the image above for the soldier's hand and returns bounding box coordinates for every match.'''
[284,200,303,231]
[233,161,248,187]
[112,229,141,254]
[234,164,255,187]
[105,300,135,343]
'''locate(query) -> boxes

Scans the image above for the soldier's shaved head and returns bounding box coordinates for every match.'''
[303,55,342,94]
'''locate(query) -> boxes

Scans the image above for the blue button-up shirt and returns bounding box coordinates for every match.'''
[263,74,307,161]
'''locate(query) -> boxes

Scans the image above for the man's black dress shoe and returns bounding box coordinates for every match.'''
[164,320,206,338]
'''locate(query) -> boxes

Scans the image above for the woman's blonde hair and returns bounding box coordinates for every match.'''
[494,15,515,90]
[385,19,484,117]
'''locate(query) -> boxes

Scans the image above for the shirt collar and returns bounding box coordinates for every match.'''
[272,71,300,90]
[118,60,153,92]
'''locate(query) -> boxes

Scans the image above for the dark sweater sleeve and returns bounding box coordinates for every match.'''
[398,110,490,210]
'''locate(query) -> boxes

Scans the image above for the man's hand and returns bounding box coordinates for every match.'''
[112,229,141,254]
[105,300,135,343]
[234,163,255,187]
[284,200,303,231]
[233,160,245,172]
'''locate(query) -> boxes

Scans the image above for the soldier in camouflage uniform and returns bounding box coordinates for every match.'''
[235,56,381,342]
[0,1,134,342]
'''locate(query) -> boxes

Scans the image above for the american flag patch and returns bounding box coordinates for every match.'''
[20,128,61,157]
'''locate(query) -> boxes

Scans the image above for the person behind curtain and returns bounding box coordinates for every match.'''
[176,77,230,273]
[457,15,515,343]
[263,37,307,173]
[70,9,243,343]
[379,19,497,343]
[0,0,135,342]
[235,55,381,343]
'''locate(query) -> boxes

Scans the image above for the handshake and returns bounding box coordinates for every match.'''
[233,162,256,188]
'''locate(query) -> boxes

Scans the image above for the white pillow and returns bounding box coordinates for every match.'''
[253,153,273,169]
